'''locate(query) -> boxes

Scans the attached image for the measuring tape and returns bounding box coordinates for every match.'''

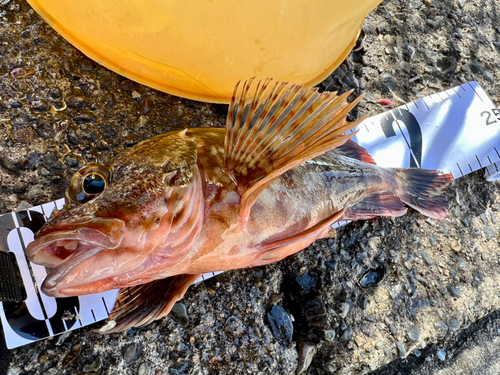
[1,81,498,348]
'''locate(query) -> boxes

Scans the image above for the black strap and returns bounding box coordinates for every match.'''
[0,252,27,303]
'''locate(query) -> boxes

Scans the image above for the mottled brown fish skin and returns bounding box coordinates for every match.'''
[25,79,452,332]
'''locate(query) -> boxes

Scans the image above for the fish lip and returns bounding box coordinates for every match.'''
[40,245,106,297]
[26,218,126,267]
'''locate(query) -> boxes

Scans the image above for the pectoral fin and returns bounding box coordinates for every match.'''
[99,274,201,333]
[222,78,367,225]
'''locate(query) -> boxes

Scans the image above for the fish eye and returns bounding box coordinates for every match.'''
[67,163,110,204]
[83,173,106,195]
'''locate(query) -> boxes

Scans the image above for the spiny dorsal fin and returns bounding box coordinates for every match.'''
[337,139,377,165]
[222,78,367,224]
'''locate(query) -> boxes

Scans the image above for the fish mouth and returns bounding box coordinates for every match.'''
[26,217,125,267]
[26,218,126,297]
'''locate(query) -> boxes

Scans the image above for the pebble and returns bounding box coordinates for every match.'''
[49,87,62,100]
[389,284,402,299]
[422,49,438,64]
[339,302,350,318]
[122,342,142,363]
[296,272,316,290]
[434,320,448,333]
[399,61,412,74]
[407,325,420,342]
[16,201,32,210]
[38,353,47,363]
[324,330,336,342]
[389,324,397,335]
[469,61,494,83]
[448,318,460,332]
[137,362,149,375]
[303,297,326,320]
[10,66,35,79]
[269,293,283,305]
[13,181,25,194]
[62,344,81,367]
[83,356,102,373]
[379,73,397,92]
[359,266,386,288]
[41,167,50,177]
[449,240,461,252]
[42,152,64,172]
[340,249,351,260]
[171,303,189,327]
[483,226,495,241]
[396,341,406,358]
[437,349,446,361]
[296,341,317,375]
[266,305,293,344]
[420,250,433,265]
[447,285,461,298]
[340,326,353,342]
[325,260,338,270]
[66,156,79,168]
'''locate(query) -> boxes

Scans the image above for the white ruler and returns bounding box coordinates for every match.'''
[1,81,498,348]
[354,81,500,179]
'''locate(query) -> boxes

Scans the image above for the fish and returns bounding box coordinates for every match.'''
[26,78,452,333]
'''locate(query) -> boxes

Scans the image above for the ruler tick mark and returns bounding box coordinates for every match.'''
[452,88,462,98]
[475,155,483,168]
[102,297,110,315]
[467,82,483,102]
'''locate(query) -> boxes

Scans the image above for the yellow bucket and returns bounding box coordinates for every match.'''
[27,0,382,103]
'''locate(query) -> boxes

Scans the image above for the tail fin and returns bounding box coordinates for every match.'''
[394,169,453,220]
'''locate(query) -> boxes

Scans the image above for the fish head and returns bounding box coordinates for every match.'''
[27,130,204,297]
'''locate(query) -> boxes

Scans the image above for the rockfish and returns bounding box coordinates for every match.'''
[27,79,452,333]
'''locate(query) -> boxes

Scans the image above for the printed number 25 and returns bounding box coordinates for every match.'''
[481,108,500,125]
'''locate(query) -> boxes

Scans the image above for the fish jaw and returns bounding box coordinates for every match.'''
[40,246,137,297]
[26,217,126,268]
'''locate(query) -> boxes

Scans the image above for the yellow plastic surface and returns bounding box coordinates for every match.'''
[27,0,382,103]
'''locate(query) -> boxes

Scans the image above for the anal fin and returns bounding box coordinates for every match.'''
[257,209,345,252]
[99,274,201,333]
[343,191,407,221]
